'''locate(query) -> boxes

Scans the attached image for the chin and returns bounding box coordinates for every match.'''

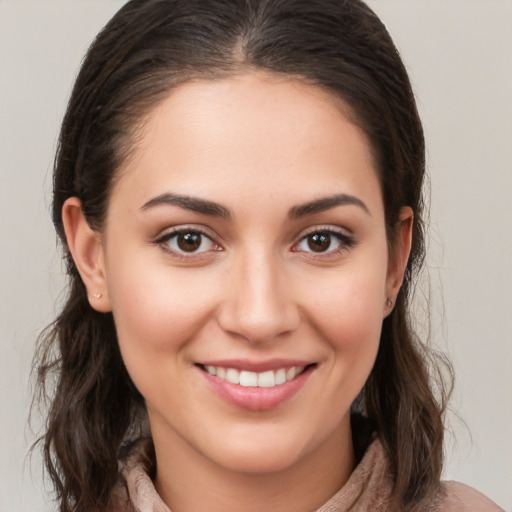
[214,442,305,475]
[202,421,334,476]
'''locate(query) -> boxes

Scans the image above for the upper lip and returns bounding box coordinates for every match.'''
[196,359,315,372]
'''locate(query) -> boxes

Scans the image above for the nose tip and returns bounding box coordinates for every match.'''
[217,257,300,344]
[225,307,298,345]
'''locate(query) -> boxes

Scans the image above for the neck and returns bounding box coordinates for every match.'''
[151,415,355,512]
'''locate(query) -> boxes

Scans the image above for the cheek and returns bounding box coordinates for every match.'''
[300,261,387,394]
[106,254,218,357]
[105,258,222,408]
[308,268,386,345]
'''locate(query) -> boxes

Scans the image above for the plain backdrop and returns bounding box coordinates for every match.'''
[1,1,510,510]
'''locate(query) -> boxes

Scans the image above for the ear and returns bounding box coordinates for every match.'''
[385,206,413,315]
[62,197,112,312]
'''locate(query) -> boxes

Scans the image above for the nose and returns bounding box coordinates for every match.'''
[217,250,300,344]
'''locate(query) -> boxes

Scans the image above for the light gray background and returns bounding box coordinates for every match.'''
[1,1,510,510]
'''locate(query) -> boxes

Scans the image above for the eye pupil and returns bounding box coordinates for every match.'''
[177,233,202,252]
[308,233,331,252]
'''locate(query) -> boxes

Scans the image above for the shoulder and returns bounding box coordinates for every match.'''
[435,480,504,511]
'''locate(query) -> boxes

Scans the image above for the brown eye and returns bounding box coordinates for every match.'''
[294,229,355,256]
[177,233,202,252]
[307,233,332,252]
[161,230,218,255]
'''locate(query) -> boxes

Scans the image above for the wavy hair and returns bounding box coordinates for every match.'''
[34,1,452,510]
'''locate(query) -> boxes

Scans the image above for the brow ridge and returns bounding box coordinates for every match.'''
[141,191,368,219]
[288,193,370,218]
[140,193,231,218]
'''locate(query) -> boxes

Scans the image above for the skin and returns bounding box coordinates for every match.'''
[63,72,412,512]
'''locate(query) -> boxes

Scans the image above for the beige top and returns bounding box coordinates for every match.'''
[112,438,504,511]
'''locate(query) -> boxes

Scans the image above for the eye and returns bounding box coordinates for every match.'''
[156,228,221,256]
[293,229,355,255]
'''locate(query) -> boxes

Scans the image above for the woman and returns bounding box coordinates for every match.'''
[35,0,503,511]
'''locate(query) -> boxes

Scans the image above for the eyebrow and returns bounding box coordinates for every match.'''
[140,193,231,218]
[288,193,370,218]
[140,191,369,219]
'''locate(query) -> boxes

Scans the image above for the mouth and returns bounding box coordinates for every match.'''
[197,363,314,388]
[195,361,317,411]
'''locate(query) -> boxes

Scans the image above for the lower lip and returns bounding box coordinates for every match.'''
[199,366,314,411]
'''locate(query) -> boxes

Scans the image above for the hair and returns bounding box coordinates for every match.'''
[35,1,452,510]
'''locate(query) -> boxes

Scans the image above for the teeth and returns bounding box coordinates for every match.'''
[204,365,305,388]
[225,368,240,384]
[286,367,297,380]
[275,368,286,385]
[240,371,258,387]
[257,370,275,388]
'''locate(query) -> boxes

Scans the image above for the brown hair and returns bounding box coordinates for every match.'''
[35,1,452,510]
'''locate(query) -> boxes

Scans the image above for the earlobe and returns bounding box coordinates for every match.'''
[61,197,112,312]
[385,206,413,313]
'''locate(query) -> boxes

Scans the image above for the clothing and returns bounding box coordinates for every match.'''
[111,437,503,511]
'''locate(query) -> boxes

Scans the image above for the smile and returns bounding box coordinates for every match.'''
[202,365,306,388]
[197,362,316,411]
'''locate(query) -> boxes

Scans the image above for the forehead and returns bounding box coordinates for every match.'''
[110,72,382,216]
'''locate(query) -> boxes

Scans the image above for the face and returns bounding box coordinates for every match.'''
[80,73,407,476]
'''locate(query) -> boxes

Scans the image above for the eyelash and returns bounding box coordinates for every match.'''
[154,227,221,260]
[292,227,356,258]
[154,226,355,260]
